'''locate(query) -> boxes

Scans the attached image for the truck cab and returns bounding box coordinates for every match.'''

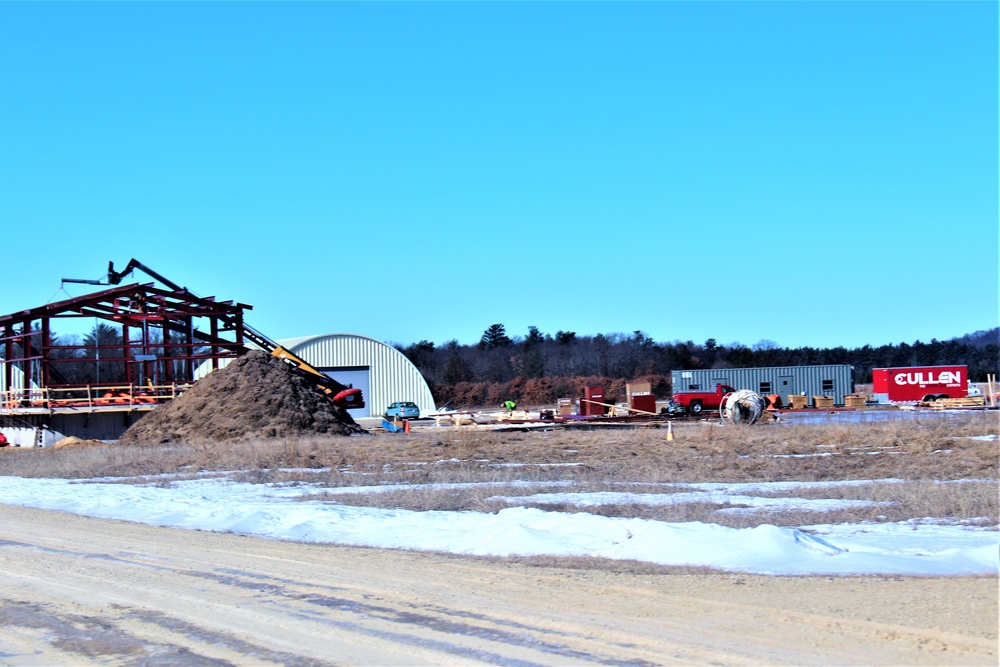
[670,384,736,414]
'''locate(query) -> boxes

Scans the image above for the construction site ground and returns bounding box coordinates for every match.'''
[2,355,996,665]
[1,503,996,666]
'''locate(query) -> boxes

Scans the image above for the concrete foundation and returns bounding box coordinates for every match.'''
[1,408,153,447]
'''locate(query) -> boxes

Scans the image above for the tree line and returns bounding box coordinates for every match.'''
[396,325,1000,408]
[6,321,997,408]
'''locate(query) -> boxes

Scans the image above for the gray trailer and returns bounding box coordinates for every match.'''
[671,364,855,407]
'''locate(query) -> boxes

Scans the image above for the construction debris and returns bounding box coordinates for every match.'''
[930,396,987,409]
[117,350,364,445]
[721,390,766,425]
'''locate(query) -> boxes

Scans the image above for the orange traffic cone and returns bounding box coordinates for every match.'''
[403,419,410,434]
[666,422,674,442]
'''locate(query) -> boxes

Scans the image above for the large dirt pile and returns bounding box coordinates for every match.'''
[118,350,365,444]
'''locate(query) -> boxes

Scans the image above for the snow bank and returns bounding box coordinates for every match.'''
[0,476,995,576]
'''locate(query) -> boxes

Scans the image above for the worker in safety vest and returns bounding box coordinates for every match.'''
[503,400,516,412]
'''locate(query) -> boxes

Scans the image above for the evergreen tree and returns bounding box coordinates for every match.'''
[479,323,511,350]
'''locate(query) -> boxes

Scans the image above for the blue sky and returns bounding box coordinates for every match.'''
[2,2,996,351]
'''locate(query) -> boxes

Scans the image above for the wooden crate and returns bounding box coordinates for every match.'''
[813,395,834,408]
[844,395,866,407]
[787,395,809,409]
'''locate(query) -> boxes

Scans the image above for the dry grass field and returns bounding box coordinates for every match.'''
[1,412,997,665]
[2,412,997,532]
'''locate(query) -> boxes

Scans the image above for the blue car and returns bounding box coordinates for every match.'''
[385,401,420,419]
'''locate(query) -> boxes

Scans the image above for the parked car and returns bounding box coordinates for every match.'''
[385,401,420,419]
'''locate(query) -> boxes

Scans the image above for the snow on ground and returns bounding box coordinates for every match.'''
[777,409,991,425]
[497,480,900,514]
[0,475,995,576]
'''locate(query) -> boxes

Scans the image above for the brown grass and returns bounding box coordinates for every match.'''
[1,413,996,528]
[299,477,998,529]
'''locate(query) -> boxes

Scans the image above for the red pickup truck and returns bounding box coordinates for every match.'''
[671,384,736,414]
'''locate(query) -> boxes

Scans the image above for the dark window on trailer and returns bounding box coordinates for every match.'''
[822,379,834,394]
[760,381,772,394]
[688,384,700,390]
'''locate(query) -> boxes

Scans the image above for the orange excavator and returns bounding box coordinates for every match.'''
[240,323,364,411]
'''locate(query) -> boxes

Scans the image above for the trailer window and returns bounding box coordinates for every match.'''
[759,381,772,394]
[688,384,700,390]
[822,379,834,393]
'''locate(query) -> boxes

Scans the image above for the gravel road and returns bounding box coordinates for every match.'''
[0,504,995,666]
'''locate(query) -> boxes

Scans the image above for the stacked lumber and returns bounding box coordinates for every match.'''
[931,396,986,409]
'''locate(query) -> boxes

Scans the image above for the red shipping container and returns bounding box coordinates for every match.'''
[580,385,605,416]
[872,365,967,402]
[629,394,657,414]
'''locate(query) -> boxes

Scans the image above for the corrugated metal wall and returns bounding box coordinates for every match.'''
[670,365,855,406]
[289,334,437,418]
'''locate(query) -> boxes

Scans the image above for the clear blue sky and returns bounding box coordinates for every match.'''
[2,2,996,351]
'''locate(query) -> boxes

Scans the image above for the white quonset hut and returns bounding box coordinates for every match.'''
[198,333,436,419]
[272,333,436,420]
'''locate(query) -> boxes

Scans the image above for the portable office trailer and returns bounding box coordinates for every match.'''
[670,365,855,407]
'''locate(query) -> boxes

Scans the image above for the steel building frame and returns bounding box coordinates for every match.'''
[1,282,251,409]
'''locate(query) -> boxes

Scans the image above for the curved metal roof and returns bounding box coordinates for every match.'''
[195,333,436,418]
[281,333,436,418]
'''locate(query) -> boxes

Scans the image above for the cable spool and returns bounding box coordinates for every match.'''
[720,389,766,425]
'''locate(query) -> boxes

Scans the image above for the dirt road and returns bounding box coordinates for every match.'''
[0,504,995,666]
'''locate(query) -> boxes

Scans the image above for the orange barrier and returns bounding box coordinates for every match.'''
[2,383,192,412]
